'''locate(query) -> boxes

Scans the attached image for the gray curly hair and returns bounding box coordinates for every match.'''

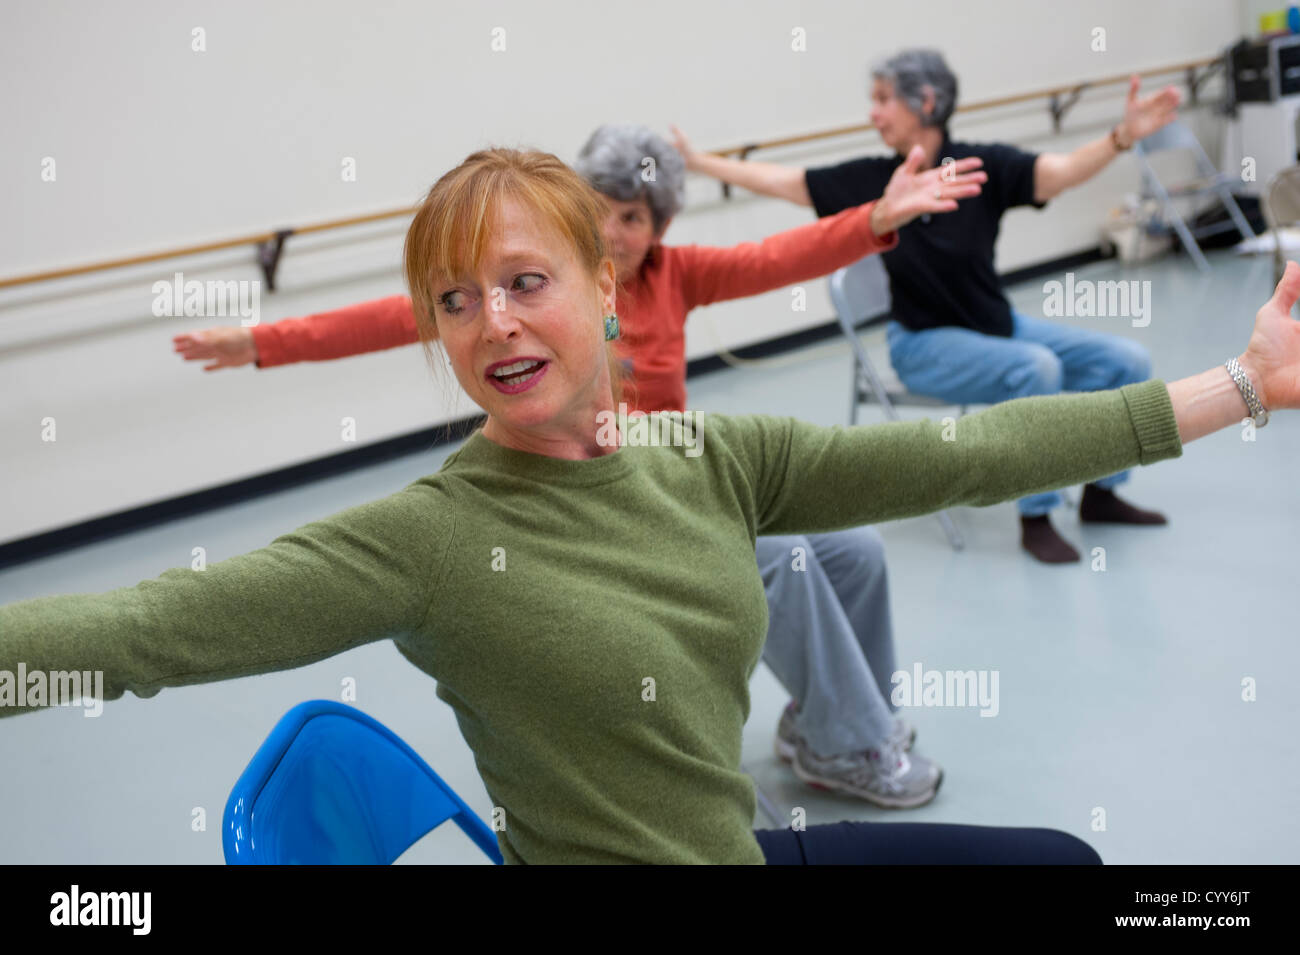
[573,123,687,233]
[871,49,958,129]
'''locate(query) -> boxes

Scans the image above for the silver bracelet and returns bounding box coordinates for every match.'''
[1224,357,1269,428]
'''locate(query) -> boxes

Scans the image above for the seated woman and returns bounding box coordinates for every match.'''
[171,124,988,809]
[8,147,1292,864]
[672,48,1184,564]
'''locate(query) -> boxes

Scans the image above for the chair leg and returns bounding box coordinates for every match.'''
[850,361,860,426]
[853,343,904,423]
[1153,189,1211,270]
[1217,184,1257,240]
[1142,164,1210,271]
[936,509,964,551]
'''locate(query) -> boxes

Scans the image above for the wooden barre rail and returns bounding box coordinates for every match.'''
[713,56,1223,156]
[0,206,417,292]
[0,54,1224,293]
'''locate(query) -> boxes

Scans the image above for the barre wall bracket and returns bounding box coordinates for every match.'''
[257,229,294,292]
[1185,59,1223,107]
[1049,84,1090,133]
[720,144,761,200]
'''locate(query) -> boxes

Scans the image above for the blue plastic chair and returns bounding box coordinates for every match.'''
[223,700,503,865]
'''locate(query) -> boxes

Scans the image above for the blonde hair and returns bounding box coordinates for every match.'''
[403,147,630,408]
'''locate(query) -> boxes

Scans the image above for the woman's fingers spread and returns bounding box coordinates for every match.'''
[924,166,986,186]
[1271,260,1300,310]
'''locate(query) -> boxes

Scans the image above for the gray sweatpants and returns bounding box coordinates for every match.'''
[756,527,898,756]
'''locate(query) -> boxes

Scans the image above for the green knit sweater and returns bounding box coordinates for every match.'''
[0,381,1183,863]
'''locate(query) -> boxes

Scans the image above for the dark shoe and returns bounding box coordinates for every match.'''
[1079,483,1167,525]
[1020,514,1081,563]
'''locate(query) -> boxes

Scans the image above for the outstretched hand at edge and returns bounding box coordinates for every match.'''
[1242,260,1300,411]
[171,326,258,372]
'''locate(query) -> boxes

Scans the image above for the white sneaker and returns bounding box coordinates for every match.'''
[774,700,916,762]
[791,736,942,809]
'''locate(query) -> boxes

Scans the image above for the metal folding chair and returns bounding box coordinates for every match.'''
[1263,164,1300,285]
[1134,119,1256,271]
[828,255,965,551]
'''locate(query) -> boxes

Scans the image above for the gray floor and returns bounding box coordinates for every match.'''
[2,248,1296,864]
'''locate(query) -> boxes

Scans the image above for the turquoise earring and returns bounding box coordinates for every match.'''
[604,313,620,341]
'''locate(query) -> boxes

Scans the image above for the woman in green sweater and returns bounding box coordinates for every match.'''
[2,147,1295,864]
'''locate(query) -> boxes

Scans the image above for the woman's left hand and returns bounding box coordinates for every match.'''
[1117,75,1181,146]
[1241,261,1300,411]
[669,124,700,171]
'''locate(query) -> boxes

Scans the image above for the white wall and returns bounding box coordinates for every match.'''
[0,0,1242,544]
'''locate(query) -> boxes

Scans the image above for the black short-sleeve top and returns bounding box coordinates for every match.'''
[805,133,1045,336]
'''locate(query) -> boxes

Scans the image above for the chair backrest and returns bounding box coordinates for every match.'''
[1134,119,1218,180]
[1266,164,1300,228]
[223,700,503,865]
[828,254,892,331]
[1134,119,1204,155]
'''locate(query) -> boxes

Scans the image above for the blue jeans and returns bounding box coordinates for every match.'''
[756,528,897,756]
[886,311,1153,516]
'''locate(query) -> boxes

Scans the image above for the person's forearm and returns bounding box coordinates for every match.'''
[251,295,419,368]
[675,201,895,308]
[688,151,811,206]
[1168,357,1263,444]
[1035,134,1118,202]
[750,380,1183,535]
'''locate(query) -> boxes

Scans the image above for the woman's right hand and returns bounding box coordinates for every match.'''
[669,124,699,170]
[171,326,258,371]
[1241,260,1300,411]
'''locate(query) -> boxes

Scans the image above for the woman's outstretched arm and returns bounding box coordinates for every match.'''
[1170,262,1298,441]
[0,482,452,718]
[725,264,1299,535]
[1034,76,1182,203]
[171,295,419,372]
[675,149,985,309]
[671,124,814,206]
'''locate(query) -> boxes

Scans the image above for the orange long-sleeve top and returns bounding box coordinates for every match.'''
[250,200,896,412]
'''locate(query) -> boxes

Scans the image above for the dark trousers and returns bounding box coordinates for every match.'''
[755,820,1102,864]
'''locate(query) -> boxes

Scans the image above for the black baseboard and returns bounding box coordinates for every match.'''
[0,245,1108,569]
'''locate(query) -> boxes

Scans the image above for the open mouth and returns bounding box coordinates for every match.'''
[486,358,548,393]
